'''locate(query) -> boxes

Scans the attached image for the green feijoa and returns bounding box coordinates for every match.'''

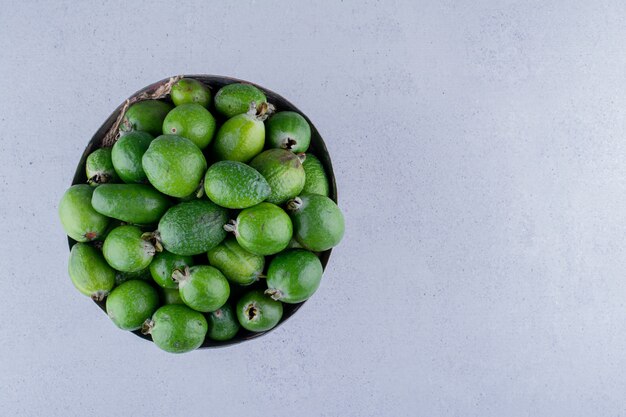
[214,83,267,118]
[91,184,171,224]
[86,147,118,186]
[115,267,152,286]
[213,112,265,163]
[120,100,173,136]
[111,131,154,183]
[59,185,110,242]
[142,135,207,198]
[162,104,216,149]
[157,200,228,256]
[236,289,283,332]
[173,266,230,313]
[301,153,329,197]
[171,78,211,108]
[149,250,193,289]
[207,303,240,341]
[203,161,270,209]
[106,280,159,331]
[102,225,156,272]
[207,236,264,285]
[249,149,305,205]
[287,194,345,251]
[143,304,208,353]
[161,287,184,305]
[68,243,115,300]
[266,111,311,153]
[226,202,292,256]
[266,249,323,303]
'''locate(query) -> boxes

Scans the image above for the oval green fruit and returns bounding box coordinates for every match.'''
[120,100,173,136]
[288,194,345,251]
[161,287,185,305]
[207,236,264,285]
[106,280,159,330]
[102,225,155,272]
[301,153,329,197]
[228,202,292,256]
[158,200,228,256]
[111,131,153,183]
[91,184,171,224]
[174,266,230,313]
[162,103,216,149]
[171,78,211,108]
[207,303,240,341]
[142,135,207,197]
[149,250,193,289]
[86,147,118,186]
[59,184,110,242]
[236,290,283,332]
[266,111,311,153]
[143,304,208,353]
[213,113,265,162]
[214,83,266,118]
[249,149,305,204]
[68,243,115,300]
[204,161,270,209]
[266,249,323,303]
[115,267,151,286]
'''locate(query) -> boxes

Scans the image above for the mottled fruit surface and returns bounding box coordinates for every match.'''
[301,153,329,196]
[68,243,115,299]
[145,304,208,353]
[213,113,265,162]
[86,147,118,185]
[207,303,240,341]
[266,249,323,303]
[250,149,305,204]
[266,111,311,153]
[236,290,283,332]
[289,194,344,252]
[149,251,193,289]
[175,266,230,313]
[233,202,292,256]
[162,103,216,149]
[102,225,155,272]
[111,131,153,183]
[59,185,110,242]
[207,236,264,285]
[91,184,170,224]
[106,280,159,330]
[214,83,266,118]
[120,100,173,136]
[171,78,211,107]
[204,161,270,209]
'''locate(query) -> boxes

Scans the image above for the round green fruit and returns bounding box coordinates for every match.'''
[266,249,323,303]
[68,243,115,300]
[162,103,216,149]
[173,266,230,313]
[91,184,171,224]
[287,194,345,251]
[120,100,173,136]
[236,290,283,332]
[149,250,193,289]
[143,304,208,353]
[301,153,329,196]
[142,135,207,197]
[111,131,153,183]
[204,161,270,209]
[86,147,118,186]
[207,236,264,285]
[214,83,267,118]
[102,225,155,272]
[249,149,305,204]
[213,111,265,163]
[171,78,211,108]
[226,202,292,256]
[266,111,311,153]
[207,303,240,341]
[106,280,159,331]
[161,287,185,305]
[59,185,110,242]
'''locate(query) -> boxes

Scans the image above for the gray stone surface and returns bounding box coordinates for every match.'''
[1,1,626,416]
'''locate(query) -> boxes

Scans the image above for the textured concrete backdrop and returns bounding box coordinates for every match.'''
[1,1,626,416]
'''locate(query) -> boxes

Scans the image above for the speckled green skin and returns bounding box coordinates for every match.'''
[235,203,292,256]
[266,249,323,303]
[102,225,155,272]
[68,243,115,298]
[142,135,207,197]
[86,147,118,185]
[301,154,329,196]
[207,236,264,285]
[161,287,184,305]
[213,114,265,162]
[214,83,266,118]
[91,184,171,224]
[177,266,230,313]
[204,161,270,209]
[120,100,173,136]
[266,111,311,153]
[148,304,208,353]
[115,267,152,286]
[250,149,305,204]
[207,303,240,341]
[171,78,211,108]
[162,104,216,149]
[289,194,345,252]
[111,131,153,183]
[59,185,110,242]
[106,280,159,330]
[149,251,193,289]
[236,290,283,332]
[158,200,228,256]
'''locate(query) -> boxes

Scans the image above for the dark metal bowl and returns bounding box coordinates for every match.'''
[68,75,337,348]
